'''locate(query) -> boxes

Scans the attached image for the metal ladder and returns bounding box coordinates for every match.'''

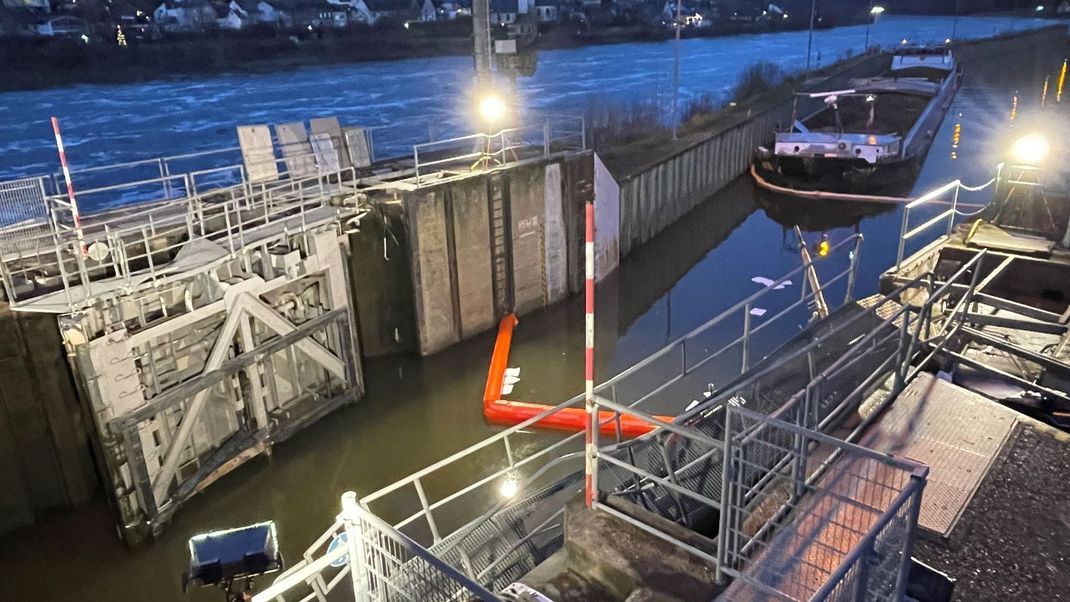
[489,174,513,316]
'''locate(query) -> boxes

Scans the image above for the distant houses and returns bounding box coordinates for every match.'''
[0,0,807,40]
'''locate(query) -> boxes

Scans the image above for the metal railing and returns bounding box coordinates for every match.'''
[256,235,866,600]
[718,406,927,602]
[360,233,863,538]
[894,166,1001,269]
[0,164,359,312]
[412,117,586,188]
[258,232,988,601]
[252,492,498,602]
[0,176,52,252]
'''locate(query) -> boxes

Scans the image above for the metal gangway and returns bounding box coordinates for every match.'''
[251,232,990,601]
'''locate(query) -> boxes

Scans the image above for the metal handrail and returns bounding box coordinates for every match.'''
[411,118,587,187]
[362,234,864,546]
[254,492,499,602]
[894,167,1002,269]
[2,165,357,311]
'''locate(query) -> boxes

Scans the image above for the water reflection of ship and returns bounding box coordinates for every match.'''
[617,178,760,331]
[753,185,895,233]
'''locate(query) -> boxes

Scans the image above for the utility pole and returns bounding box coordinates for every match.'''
[672,0,682,141]
[805,0,816,76]
[472,0,493,87]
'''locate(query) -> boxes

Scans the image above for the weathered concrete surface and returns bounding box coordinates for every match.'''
[519,497,721,601]
[400,153,607,355]
[348,205,417,357]
[408,190,460,355]
[0,308,96,536]
[544,163,569,305]
[510,164,548,315]
[451,179,497,337]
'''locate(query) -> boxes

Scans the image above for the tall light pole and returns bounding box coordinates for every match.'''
[951,0,960,40]
[865,5,885,51]
[472,0,492,87]
[805,0,817,76]
[672,0,682,141]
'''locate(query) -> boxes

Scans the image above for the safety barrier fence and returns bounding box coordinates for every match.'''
[718,406,927,602]
[587,257,985,601]
[412,117,586,188]
[1,116,586,237]
[257,235,984,601]
[252,492,498,602]
[256,234,865,599]
[0,165,360,312]
[894,166,1002,269]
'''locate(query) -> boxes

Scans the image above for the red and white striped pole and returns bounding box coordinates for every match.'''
[584,200,597,508]
[51,117,86,253]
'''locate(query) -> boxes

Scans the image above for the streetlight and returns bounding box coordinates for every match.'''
[865,5,885,51]
[672,0,682,140]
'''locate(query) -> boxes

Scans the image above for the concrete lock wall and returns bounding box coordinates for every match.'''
[0,308,96,535]
[405,152,614,356]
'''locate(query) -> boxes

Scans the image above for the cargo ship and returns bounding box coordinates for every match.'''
[753,45,961,198]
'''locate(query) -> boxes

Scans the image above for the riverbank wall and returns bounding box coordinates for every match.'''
[602,25,1068,258]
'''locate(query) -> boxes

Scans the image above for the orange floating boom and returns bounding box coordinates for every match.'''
[482,314,669,438]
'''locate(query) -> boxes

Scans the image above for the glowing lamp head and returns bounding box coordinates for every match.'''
[870,5,885,16]
[499,473,519,499]
[1011,133,1050,165]
[478,94,508,125]
[817,234,831,257]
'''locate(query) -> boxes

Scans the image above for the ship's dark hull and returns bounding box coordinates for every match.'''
[754,154,920,198]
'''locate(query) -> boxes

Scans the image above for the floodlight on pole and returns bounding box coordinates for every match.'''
[1011,133,1050,165]
[478,93,507,127]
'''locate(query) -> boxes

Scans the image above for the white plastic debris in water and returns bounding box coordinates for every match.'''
[751,276,793,290]
[750,307,768,317]
[502,367,521,396]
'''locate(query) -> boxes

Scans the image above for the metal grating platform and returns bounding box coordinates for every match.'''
[860,372,1018,537]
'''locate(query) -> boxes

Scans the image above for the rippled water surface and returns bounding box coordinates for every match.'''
[0,15,1051,182]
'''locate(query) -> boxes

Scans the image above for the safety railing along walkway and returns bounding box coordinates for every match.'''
[256,235,863,599]
[0,164,363,314]
[894,165,1002,270]
[251,492,498,602]
[412,117,586,188]
[255,232,986,601]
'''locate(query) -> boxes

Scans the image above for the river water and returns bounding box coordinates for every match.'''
[0,15,1061,602]
[0,15,1051,184]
